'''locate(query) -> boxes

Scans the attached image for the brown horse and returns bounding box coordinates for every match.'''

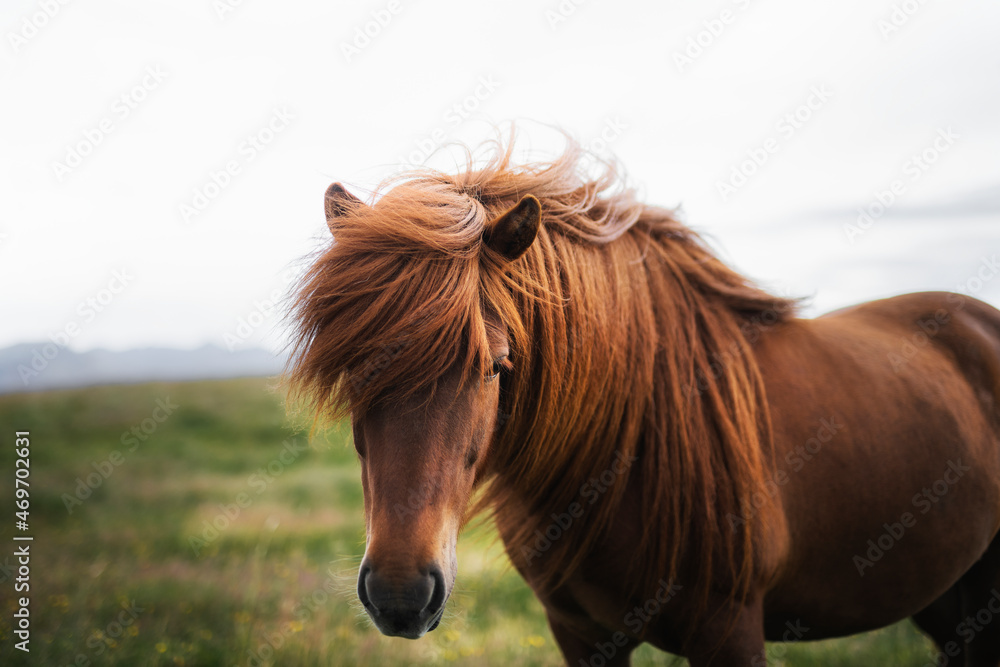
[287,138,1000,665]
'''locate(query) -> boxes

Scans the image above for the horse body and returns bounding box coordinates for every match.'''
[288,138,1000,665]
[499,292,1000,665]
[761,293,1000,636]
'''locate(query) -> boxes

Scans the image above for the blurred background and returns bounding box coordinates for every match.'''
[1,0,998,665]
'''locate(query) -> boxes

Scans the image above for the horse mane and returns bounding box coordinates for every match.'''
[285,133,798,631]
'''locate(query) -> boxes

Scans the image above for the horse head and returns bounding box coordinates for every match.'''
[322,182,540,638]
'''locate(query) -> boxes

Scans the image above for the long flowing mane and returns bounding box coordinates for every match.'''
[286,135,798,628]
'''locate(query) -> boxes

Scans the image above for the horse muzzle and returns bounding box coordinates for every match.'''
[357,559,448,639]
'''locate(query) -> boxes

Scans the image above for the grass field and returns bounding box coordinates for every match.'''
[0,378,939,666]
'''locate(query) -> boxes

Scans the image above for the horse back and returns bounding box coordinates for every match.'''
[839,291,1000,428]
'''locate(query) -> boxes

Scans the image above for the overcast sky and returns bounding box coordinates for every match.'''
[1,0,998,355]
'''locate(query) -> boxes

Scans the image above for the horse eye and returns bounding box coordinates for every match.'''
[487,355,508,381]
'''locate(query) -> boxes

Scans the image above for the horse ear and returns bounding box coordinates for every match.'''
[484,195,541,261]
[324,183,364,232]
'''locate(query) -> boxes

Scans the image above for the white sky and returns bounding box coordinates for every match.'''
[1,0,998,354]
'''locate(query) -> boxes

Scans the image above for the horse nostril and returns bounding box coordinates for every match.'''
[424,565,446,616]
[357,563,375,615]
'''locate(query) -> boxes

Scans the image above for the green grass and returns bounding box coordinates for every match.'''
[0,378,938,666]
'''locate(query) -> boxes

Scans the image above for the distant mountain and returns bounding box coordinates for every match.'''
[0,343,288,394]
